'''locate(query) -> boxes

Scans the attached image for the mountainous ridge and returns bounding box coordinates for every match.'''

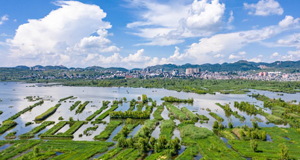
[4,60,300,72]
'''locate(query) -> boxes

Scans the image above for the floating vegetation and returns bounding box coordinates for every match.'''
[35,104,61,121]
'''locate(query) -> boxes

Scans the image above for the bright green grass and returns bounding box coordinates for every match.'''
[160,120,176,139]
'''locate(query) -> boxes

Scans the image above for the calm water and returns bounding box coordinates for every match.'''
[0,82,298,141]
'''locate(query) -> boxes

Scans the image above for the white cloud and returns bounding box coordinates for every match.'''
[0,14,9,25]
[249,57,262,62]
[270,52,279,59]
[127,0,226,46]
[8,1,118,63]
[244,0,283,16]
[228,52,246,60]
[278,16,300,28]
[227,10,235,30]
[182,16,300,64]
[214,54,225,58]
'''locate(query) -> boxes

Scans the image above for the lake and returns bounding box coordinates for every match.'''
[0,82,297,141]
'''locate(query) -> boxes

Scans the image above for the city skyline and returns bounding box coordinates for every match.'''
[1,0,300,68]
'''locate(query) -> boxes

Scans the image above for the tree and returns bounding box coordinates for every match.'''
[228,122,233,129]
[250,140,258,152]
[33,146,40,157]
[142,94,148,103]
[279,144,289,160]
[252,122,258,129]
[213,121,219,129]
[149,137,156,148]
[138,137,147,154]
[117,136,127,147]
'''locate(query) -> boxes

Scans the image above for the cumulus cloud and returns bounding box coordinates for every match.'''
[7,1,119,65]
[228,52,246,60]
[270,52,280,59]
[278,16,300,28]
[0,14,9,25]
[244,0,283,16]
[127,0,226,46]
[181,16,300,64]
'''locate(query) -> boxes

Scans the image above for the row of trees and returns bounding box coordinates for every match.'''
[234,101,263,115]
[110,111,151,119]
[117,127,180,156]
[161,96,194,103]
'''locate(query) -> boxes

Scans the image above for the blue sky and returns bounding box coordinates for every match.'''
[0,0,300,68]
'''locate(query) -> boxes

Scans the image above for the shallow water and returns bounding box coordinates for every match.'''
[0,143,11,152]
[0,82,296,141]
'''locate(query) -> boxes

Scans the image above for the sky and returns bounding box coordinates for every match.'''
[1,0,300,68]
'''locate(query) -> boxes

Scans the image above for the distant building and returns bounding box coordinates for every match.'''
[258,72,268,77]
[186,68,200,75]
[172,70,179,76]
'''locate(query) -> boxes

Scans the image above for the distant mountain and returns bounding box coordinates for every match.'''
[3,60,300,72]
[145,60,300,72]
[146,60,260,72]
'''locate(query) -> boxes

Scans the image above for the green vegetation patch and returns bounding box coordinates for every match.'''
[94,120,123,140]
[153,105,164,120]
[0,140,41,160]
[86,104,109,121]
[69,101,81,111]
[59,96,74,102]
[75,101,89,114]
[160,120,176,139]
[5,100,44,121]
[166,104,188,121]
[161,96,194,103]
[0,120,17,134]
[35,104,61,121]
[110,110,150,119]
[209,112,224,122]
[19,121,55,139]
[94,104,118,122]
[181,107,199,122]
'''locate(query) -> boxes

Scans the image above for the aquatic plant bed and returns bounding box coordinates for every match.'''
[40,121,68,138]
[175,145,198,160]
[178,124,243,159]
[165,104,188,121]
[181,107,199,122]
[153,105,164,120]
[161,96,194,103]
[209,112,224,122]
[83,125,98,136]
[59,96,74,102]
[5,100,44,121]
[96,147,123,160]
[0,140,114,160]
[75,101,90,114]
[0,140,41,160]
[160,119,176,139]
[94,120,123,140]
[0,120,17,134]
[134,119,159,139]
[35,104,61,121]
[19,121,55,139]
[109,110,151,119]
[86,105,109,121]
[216,103,245,121]
[5,131,17,139]
[196,114,209,121]
[69,101,81,111]
[228,127,300,159]
[40,121,86,139]
[94,104,119,122]
[113,120,140,141]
